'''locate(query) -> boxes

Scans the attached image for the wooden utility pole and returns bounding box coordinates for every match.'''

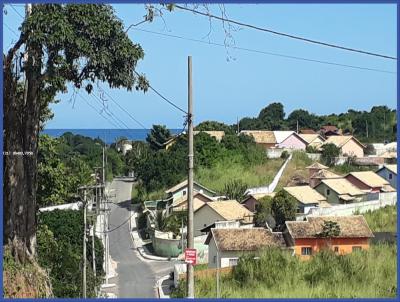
[92,226,96,278]
[83,189,87,298]
[237,117,239,134]
[365,120,369,138]
[186,56,195,298]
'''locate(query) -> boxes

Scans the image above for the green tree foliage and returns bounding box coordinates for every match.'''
[37,210,104,297]
[317,220,341,238]
[4,3,147,261]
[254,196,274,227]
[146,125,172,151]
[258,102,286,130]
[287,109,320,130]
[195,121,234,134]
[270,190,297,230]
[321,143,341,166]
[222,179,248,202]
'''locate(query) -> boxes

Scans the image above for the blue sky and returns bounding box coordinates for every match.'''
[2,4,397,129]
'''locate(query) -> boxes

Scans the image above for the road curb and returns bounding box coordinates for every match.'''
[156,275,171,299]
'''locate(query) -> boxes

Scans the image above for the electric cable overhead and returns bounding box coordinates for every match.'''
[132,28,395,75]
[9,4,25,19]
[95,212,134,234]
[133,70,188,115]
[98,88,148,129]
[3,22,19,38]
[174,4,397,60]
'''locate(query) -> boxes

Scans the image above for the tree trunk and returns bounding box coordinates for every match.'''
[3,42,42,263]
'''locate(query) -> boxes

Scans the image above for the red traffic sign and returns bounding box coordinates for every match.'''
[184,248,197,265]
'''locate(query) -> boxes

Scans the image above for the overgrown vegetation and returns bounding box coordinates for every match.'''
[276,151,312,190]
[364,205,397,233]
[172,245,397,298]
[38,133,125,207]
[37,210,104,297]
[236,102,396,143]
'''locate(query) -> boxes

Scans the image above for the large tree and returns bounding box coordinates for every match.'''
[4,4,147,262]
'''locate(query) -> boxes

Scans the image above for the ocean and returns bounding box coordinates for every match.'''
[42,129,181,144]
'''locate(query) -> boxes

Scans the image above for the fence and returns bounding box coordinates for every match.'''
[306,153,321,161]
[297,192,397,219]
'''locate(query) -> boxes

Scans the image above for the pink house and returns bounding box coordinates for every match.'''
[274,131,307,150]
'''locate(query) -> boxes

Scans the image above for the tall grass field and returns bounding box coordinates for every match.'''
[171,245,397,298]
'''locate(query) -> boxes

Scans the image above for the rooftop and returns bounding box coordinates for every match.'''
[323,135,366,149]
[384,164,397,174]
[283,186,327,205]
[286,215,374,239]
[299,134,325,144]
[165,180,216,195]
[310,169,342,179]
[347,171,390,188]
[205,228,286,251]
[319,178,365,196]
[240,130,276,144]
[199,200,254,223]
[193,130,225,142]
[306,162,329,170]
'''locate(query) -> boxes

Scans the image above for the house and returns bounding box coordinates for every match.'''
[376,164,397,189]
[194,200,254,237]
[169,192,213,213]
[299,129,317,134]
[239,130,276,150]
[309,169,342,188]
[285,216,374,259]
[345,171,395,193]
[299,134,325,148]
[205,228,286,268]
[314,178,365,204]
[165,180,216,203]
[240,193,275,213]
[116,140,133,155]
[306,162,342,188]
[320,125,340,137]
[194,130,225,142]
[240,130,307,150]
[322,135,366,158]
[283,186,330,215]
[274,131,307,150]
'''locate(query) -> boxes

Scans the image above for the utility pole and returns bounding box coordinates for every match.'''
[216,249,220,298]
[237,117,239,134]
[365,120,369,139]
[296,120,299,134]
[83,189,87,298]
[186,56,195,298]
[92,226,96,278]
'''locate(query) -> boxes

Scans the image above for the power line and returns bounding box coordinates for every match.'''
[133,70,188,114]
[95,212,134,234]
[9,4,24,19]
[98,88,148,129]
[3,22,19,38]
[132,28,395,75]
[174,4,397,61]
[77,91,121,129]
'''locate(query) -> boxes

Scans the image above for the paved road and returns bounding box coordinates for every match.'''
[107,179,176,298]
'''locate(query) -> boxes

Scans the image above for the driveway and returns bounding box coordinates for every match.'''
[106,179,176,298]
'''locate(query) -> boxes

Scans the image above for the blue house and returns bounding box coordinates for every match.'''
[376,164,397,189]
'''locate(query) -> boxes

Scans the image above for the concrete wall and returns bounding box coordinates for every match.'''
[207,237,242,268]
[152,230,182,257]
[306,153,322,161]
[266,148,284,159]
[297,192,397,219]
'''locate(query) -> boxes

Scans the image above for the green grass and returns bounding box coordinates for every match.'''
[196,156,284,194]
[363,205,397,232]
[332,163,372,174]
[172,245,397,298]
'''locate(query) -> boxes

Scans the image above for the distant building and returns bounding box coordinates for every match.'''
[165,180,216,203]
[376,164,397,189]
[314,178,365,204]
[283,186,330,215]
[241,193,275,213]
[345,171,395,193]
[299,134,325,148]
[193,130,225,142]
[320,125,340,137]
[169,192,213,214]
[240,130,307,150]
[299,129,317,134]
[322,135,365,158]
[285,216,374,259]
[205,228,286,268]
[309,169,342,188]
[194,200,253,237]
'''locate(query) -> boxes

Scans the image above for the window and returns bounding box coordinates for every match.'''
[352,246,362,252]
[301,247,312,256]
[326,189,330,196]
[213,256,217,263]
[334,247,339,253]
[228,258,238,266]
[183,190,187,196]
[389,173,393,180]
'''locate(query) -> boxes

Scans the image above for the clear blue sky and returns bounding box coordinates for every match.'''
[3,4,397,129]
